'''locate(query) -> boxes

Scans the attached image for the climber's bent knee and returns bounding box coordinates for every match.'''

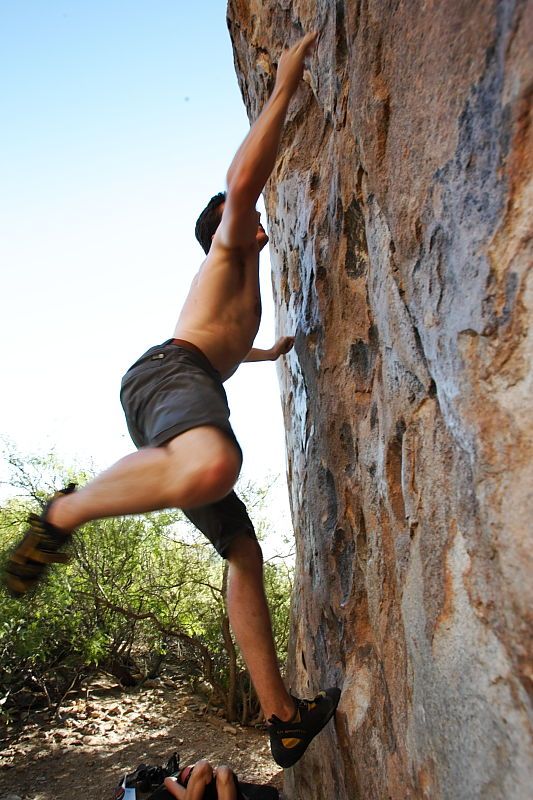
[164,426,242,506]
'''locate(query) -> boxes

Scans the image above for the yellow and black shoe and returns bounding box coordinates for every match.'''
[268,687,341,768]
[3,483,76,597]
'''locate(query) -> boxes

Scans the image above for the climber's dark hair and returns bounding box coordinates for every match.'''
[195,192,227,254]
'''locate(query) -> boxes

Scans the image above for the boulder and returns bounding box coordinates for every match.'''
[228,1,533,798]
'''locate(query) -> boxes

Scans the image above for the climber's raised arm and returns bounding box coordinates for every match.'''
[216,32,317,251]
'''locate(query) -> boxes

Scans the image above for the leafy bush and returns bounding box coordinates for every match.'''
[0,451,293,723]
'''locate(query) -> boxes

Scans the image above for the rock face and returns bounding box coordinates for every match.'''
[228,1,532,798]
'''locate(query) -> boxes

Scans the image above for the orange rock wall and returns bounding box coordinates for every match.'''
[228,1,532,797]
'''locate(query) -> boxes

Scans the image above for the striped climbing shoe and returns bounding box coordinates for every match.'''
[268,687,341,768]
[3,483,76,597]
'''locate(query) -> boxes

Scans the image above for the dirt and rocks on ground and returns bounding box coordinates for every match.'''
[0,675,284,799]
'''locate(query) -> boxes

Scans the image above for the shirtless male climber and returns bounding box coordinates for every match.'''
[3,31,340,767]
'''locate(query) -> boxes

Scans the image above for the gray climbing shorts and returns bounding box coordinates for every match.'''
[120,339,257,557]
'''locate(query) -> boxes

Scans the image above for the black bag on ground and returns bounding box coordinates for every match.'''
[116,752,180,797]
[236,783,280,800]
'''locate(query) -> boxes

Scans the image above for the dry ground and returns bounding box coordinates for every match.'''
[0,675,284,799]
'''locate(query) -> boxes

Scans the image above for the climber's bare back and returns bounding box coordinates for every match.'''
[174,204,268,380]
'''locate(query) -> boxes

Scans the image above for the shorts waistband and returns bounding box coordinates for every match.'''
[164,338,221,378]
[168,337,206,360]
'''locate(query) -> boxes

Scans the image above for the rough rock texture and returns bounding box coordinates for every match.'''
[228,1,532,798]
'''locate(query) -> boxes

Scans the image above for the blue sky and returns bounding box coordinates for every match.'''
[0,2,290,523]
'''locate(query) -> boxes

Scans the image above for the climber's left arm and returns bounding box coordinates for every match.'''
[243,336,295,363]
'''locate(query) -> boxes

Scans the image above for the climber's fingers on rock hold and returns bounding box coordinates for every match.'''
[287,31,318,62]
[295,30,319,53]
[276,32,318,94]
[279,335,295,354]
